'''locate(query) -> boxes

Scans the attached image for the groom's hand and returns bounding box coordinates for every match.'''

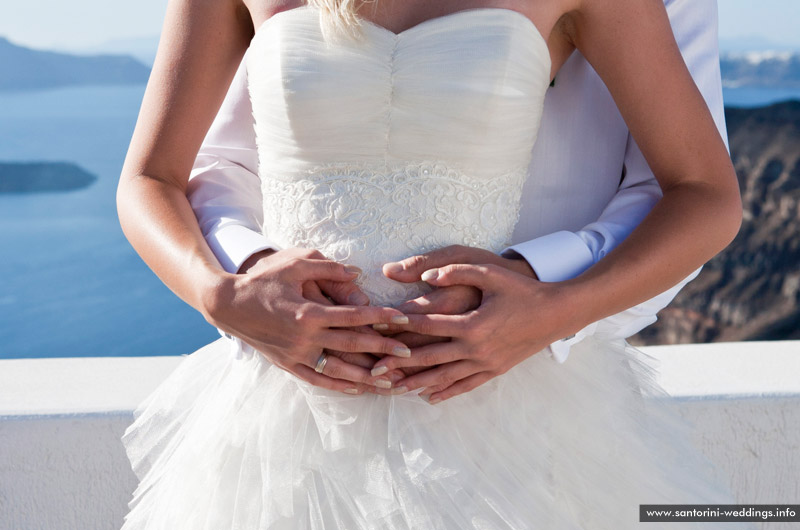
[372,247,585,403]
[370,246,540,383]
[373,245,538,341]
[383,245,538,285]
[365,246,521,386]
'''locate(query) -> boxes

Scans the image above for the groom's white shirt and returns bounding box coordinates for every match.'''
[187,0,727,363]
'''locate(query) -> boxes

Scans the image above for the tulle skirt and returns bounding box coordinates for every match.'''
[121,335,753,529]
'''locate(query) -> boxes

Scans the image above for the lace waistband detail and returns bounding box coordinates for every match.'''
[260,160,526,307]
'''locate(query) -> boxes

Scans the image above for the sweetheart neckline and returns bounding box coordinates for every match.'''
[251,5,551,70]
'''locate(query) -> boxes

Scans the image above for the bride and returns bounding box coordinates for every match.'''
[117,0,750,528]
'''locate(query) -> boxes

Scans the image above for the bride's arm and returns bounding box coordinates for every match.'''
[118,0,253,311]
[117,0,409,392]
[560,0,740,314]
[373,0,740,402]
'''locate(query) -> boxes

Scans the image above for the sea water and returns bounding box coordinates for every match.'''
[0,85,217,358]
[722,86,800,107]
[1,84,799,358]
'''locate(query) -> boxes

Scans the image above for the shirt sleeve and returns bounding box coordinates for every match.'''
[506,0,728,363]
[186,53,280,274]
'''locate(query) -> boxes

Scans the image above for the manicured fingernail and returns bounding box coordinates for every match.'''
[420,268,439,282]
[371,366,389,377]
[343,388,360,395]
[391,315,409,325]
[375,378,392,389]
[419,393,438,404]
[372,323,389,331]
[348,292,369,306]
[391,386,409,395]
[392,346,411,358]
[383,262,404,275]
[344,265,362,275]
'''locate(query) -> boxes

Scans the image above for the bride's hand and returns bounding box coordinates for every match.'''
[206,247,412,395]
[319,280,483,394]
[372,261,585,404]
[364,284,479,385]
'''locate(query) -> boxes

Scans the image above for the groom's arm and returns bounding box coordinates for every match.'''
[186,54,279,274]
[503,0,727,361]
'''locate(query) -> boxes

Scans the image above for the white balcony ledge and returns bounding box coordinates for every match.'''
[1,340,799,530]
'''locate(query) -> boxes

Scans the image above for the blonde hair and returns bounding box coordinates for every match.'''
[305,0,379,41]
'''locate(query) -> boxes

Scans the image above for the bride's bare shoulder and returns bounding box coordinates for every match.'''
[244,0,305,29]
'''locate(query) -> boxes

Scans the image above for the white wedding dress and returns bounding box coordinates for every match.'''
[121,6,753,529]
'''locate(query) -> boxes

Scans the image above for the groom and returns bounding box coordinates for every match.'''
[187,0,727,395]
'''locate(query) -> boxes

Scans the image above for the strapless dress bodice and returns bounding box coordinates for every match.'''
[246,6,551,306]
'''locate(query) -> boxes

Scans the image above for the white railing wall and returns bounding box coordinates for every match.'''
[1,340,799,530]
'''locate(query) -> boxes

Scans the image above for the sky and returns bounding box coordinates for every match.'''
[0,0,169,50]
[1,0,799,52]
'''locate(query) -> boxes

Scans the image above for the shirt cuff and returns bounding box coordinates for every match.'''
[206,224,278,273]
[502,231,595,282]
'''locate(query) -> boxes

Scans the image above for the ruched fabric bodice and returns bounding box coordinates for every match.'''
[247,6,551,305]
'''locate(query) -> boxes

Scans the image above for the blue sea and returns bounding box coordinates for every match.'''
[0,84,798,359]
[722,86,800,108]
[0,85,218,358]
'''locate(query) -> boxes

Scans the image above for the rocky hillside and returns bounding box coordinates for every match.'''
[632,100,800,345]
[0,37,149,91]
